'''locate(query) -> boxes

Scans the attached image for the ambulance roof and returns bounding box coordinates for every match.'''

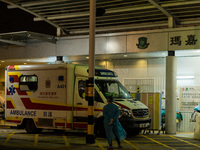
[6,64,74,71]
[75,65,118,78]
[6,64,118,78]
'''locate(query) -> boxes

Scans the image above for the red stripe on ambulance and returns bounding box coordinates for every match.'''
[21,98,72,110]
[20,98,102,111]
[6,89,10,95]
[6,120,21,124]
[9,75,19,82]
[114,101,130,110]
[6,101,15,109]
[16,88,28,95]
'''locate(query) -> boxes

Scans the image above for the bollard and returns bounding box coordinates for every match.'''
[86,78,95,144]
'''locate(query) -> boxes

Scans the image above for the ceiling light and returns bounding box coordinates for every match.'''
[177,76,195,79]
[86,57,89,59]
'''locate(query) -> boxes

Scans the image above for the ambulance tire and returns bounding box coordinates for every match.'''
[25,119,42,134]
[95,118,106,138]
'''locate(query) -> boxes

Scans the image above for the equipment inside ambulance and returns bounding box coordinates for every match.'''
[5,64,151,135]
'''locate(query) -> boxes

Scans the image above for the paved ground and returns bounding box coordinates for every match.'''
[0,119,199,150]
[0,127,199,150]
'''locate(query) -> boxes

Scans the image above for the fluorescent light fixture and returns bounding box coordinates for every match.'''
[177,76,195,79]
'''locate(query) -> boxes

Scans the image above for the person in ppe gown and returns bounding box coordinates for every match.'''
[103,96,126,149]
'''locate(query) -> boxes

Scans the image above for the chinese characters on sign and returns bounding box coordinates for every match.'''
[179,86,200,111]
[170,35,198,46]
[186,35,198,45]
[170,36,181,46]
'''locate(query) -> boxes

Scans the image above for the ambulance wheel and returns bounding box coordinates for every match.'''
[25,119,42,134]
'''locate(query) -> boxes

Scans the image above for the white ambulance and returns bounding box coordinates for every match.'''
[5,64,151,135]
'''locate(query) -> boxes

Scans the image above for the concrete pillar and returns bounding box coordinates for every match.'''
[165,51,177,134]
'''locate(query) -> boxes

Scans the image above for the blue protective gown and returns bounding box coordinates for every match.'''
[194,104,200,112]
[103,103,126,146]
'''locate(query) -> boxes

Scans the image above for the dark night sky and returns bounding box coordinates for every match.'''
[0,2,57,36]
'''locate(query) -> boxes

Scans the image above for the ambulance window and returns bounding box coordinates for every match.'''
[19,75,38,91]
[95,90,103,103]
[78,80,86,99]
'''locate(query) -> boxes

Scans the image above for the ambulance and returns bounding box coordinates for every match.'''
[5,63,151,135]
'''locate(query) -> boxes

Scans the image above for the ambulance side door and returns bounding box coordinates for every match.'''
[73,77,88,129]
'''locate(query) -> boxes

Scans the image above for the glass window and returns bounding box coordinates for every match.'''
[78,80,103,103]
[95,80,133,100]
[94,90,103,103]
[19,75,38,91]
[78,80,86,99]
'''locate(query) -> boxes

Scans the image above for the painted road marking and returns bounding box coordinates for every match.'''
[170,136,200,148]
[63,136,70,147]
[95,139,105,150]
[34,134,38,146]
[5,132,15,144]
[141,135,176,150]
[124,139,140,150]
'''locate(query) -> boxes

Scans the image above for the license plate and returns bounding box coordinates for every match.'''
[139,123,149,128]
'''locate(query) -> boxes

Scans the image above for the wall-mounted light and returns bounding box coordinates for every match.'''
[177,76,195,79]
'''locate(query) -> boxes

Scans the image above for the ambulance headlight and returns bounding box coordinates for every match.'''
[119,108,132,118]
